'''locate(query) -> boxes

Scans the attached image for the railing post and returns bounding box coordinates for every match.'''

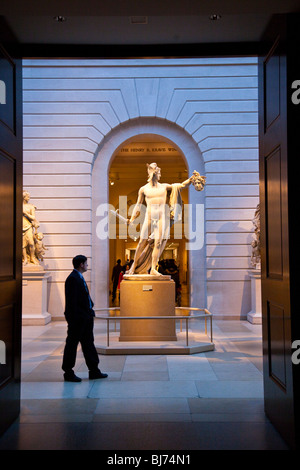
[107,318,110,347]
[186,318,188,346]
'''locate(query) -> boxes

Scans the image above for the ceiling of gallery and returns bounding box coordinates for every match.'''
[1,0,299,46]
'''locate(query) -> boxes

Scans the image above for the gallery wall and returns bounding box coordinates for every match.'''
[22,57,259,319]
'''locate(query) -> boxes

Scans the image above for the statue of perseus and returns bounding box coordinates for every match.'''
[124,163,206,276]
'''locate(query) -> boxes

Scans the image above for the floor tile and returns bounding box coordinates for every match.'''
[0,421,288,450]
[231,339,263,372]
[209,362,262,381]
[167,356,217,381]
[195,380,264,398]
[21,398,99,415]
[0,320,290,450]
[97,355,126,372]
[22,357,65,382]
[188,397,265,414]
[20,414,94,423]
[21,381,94,399]
[121,371,169,381]
[88,380,199,398]
[94,397,190,414]
[93,413,192,422]
[190,413,268,422]
[123,355,168,371]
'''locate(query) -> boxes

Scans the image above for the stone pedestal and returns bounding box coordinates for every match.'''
[22,266,51,325]
[119,275,177,341]
[247,269,262,324]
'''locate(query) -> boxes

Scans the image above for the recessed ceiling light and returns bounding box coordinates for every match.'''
[209,14,221,21]
[130,16,148,25]
[53,16,67,22]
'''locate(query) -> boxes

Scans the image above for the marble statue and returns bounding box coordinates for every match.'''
[34,232,47,261]
[23,191,45,266]
[251,203,261,269]
[127,163,206,276]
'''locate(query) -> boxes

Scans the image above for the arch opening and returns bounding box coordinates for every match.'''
[109,136,190,306]
[92,118,206,311]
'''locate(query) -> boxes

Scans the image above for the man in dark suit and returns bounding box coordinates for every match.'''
[62,254,108,382]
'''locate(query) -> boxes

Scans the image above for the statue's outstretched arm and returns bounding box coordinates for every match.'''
[180,176,193,188]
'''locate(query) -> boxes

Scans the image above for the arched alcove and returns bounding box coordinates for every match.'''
[109,137,190,305]
[92,117,206,309]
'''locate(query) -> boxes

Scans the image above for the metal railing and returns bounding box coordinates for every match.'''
[95,307,213,348]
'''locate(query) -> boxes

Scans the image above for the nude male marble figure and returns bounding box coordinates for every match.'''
[127,163,206,276]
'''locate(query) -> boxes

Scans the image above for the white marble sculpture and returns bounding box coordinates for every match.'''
[251,203,261,269]
[23,191,46,266]
[126,163,206,276]
[34,232,47,261]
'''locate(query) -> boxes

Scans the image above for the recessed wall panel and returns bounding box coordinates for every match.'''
[268,301,286,388]
[264,48,280,129]
[0,304,13,386]
[0,151,15,279]
[0,47,15,133]
[265,147,283,279]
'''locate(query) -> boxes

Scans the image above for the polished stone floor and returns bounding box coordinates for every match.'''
[0,318,289,450]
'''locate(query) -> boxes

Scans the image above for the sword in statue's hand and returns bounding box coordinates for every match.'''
[110,209,130,224]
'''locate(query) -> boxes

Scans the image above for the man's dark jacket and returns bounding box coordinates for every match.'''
[64,269,95,322]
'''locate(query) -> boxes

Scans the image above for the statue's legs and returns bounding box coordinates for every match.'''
[129,209,167,276]
[23,229,39,265]
[128,239,148,274]
[29,244,39,264]
[22,247,28,265]
[128,217,151,274]
[150,217,164,275]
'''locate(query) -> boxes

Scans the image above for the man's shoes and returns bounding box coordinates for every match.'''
[63,372,82,382]
[89,370,108,380]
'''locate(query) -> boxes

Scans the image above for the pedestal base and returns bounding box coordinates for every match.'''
[247,312,262,324]
[96,331,214,355]
[119,277,176,341]
[247,269,262,324]
[22,267,51,325]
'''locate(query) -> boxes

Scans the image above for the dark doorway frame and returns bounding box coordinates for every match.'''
[1,12,299,450]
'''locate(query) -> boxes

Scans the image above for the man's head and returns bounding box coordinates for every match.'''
[147,163,161,182]
[72,255,88,272]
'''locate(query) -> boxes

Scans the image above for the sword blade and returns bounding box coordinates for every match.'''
[110,209,128,224]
